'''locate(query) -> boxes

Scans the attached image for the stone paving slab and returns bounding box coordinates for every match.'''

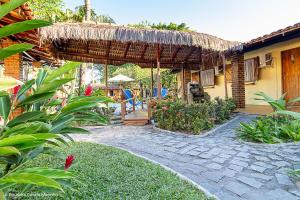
[73,114,300,200]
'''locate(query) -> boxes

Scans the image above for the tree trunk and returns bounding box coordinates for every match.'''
[84,0,91,22]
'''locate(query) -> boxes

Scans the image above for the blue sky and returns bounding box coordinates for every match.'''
[63,0,300,42]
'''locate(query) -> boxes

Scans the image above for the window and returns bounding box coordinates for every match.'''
[200,69,215,87]
[244,57,259,83]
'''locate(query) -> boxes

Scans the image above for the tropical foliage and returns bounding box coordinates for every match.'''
[63,5,115,23]
[29,1,115,23]
[238,116,300,143]
[237,92,300,143]
[0,62,110,196]
[28,0,65,22]
[129,21,191,32]
[153,97,236,134]
[210,97,236,123]
[254,91,300,111]
[0,0,109,196]
[289,169,300,180]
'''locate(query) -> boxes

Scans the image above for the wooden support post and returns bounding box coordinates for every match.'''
[132,98,136,112]
[156,44,162,100]
[223,54,228,99]
[151,65,154,97]
[147,99,152,120]
[121,101,126,120]
[182,66,185,99]
[105,61,108,96]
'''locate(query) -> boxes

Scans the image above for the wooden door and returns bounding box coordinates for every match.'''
[282,47,300,102]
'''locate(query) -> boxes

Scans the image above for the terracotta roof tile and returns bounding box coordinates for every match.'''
[244,23,300,46]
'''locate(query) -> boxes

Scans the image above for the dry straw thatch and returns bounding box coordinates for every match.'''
[40,23,241,51]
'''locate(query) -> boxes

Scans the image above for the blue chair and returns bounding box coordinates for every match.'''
[161,88,168,97]
[123,89,142,108]
[153,88,158,97]
[153,88,168,98]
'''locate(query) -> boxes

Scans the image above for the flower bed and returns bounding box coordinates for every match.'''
[152,97,236,134]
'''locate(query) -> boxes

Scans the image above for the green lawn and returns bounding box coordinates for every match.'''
[13,142,212,200]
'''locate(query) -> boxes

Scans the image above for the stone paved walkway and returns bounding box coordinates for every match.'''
[72,114,300,200]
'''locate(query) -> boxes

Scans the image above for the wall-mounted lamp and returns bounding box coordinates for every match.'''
[291,54,295,64]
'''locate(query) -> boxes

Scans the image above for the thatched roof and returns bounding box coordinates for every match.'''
[41,23,240,51]
[40,23,242,68]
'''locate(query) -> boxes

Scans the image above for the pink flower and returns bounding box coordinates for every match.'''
[64,155,74,170]
[13,85,21,97]
[85,85,93,96]
[162,106,168,111]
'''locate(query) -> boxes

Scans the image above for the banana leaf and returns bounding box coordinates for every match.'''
[44,62,81,82]
[6,111,46,127]
[0,44,34,60]
[0,0,28,19]
[0,93,10,121]
[0,20,51,39]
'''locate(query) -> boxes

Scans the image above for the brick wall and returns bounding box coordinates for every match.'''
[32,61,42,68]
[2,39,21,80]
[2,39,22,117]
[231,52,245,108]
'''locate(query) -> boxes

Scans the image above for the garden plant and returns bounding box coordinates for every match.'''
[237,91,300,143]
[0,0,109,197]
[153,97,236,134]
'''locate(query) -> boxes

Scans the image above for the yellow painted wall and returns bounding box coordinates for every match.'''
[203,38,300,105]
[177,71,184,99]
[204,76,232,100]
[244,38,300,105]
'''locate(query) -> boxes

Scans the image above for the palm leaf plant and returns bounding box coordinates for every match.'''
[0,0,111,197]
[237,91,300,143]
[254,91,300,111]
[255,91,300,122]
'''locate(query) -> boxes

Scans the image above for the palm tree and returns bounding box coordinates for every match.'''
[84,0,91,22]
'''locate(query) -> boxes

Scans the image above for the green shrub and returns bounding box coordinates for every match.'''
[237,116,300,143]
[153,97,235,134]
[289,169,300,180]
[237,91,300,144]
[210,97,236,123]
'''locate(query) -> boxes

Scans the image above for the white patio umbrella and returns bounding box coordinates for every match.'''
[108,74,134,83]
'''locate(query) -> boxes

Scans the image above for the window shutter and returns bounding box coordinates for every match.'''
[200,69,215,87]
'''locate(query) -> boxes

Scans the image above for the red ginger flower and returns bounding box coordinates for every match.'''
[85,85,93,96]
[64,155,74,170]
[13,85,21,97]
